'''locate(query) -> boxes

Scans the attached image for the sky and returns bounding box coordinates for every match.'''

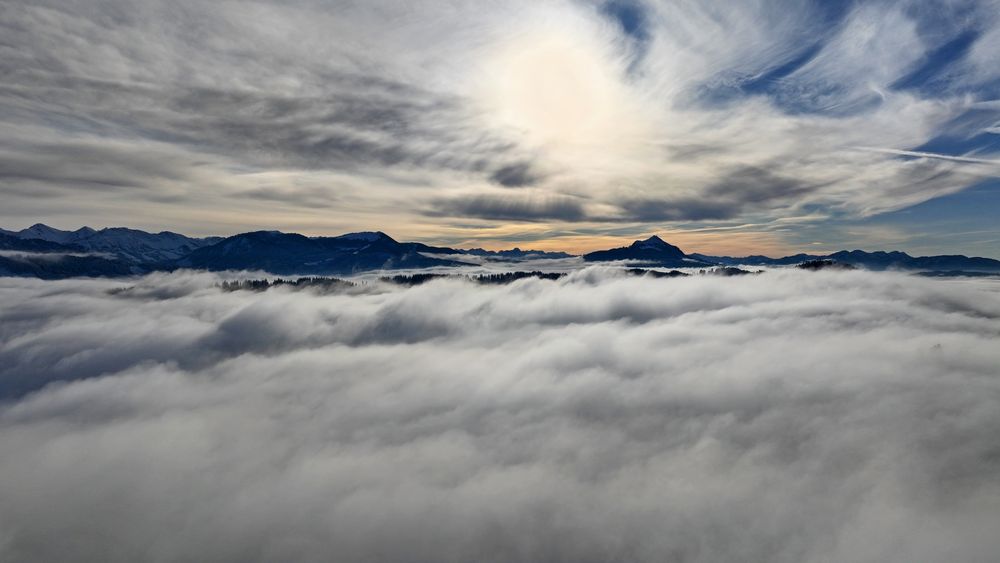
[2,0,1000,257]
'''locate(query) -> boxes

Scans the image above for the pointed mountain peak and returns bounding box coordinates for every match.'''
[639,235,667,246]
[18,223,78,243]
[630,235,681,252]
[25,223,62,233]
[23,223,96,237]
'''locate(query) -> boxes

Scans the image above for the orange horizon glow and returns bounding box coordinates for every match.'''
[434,231,801,258]
[4,217,811,258]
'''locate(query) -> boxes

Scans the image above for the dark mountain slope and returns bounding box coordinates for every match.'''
[175,231,469,275]
[584,236,715,267]
[694,249,1000,272]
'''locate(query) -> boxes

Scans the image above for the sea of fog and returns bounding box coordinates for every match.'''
[1,267,999,562]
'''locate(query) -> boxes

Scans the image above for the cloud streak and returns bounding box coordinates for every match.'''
[856,146,1000,166]
[1,0,999,247]
[1,270,1000,561]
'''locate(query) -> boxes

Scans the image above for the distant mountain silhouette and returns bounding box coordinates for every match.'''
[0,224,582,278]
[3,223,221,262]
[2,224,999,279]
[583,236,715,267]
[0,232,83,254]
[175,230,469,275]
[435,247,574,260]
[0,233,137,279]
[692,249,1000,272]
[688,252,825,266]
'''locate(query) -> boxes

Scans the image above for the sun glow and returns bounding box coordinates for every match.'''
[488,34,617,145]
[473,24,656,177]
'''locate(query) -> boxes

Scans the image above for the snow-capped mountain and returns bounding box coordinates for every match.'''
[0,232,139,279]
[7,224,222,263]
[9,224,96,245]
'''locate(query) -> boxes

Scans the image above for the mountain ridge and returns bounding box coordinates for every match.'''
[3,224,1000,278]
[175,230,470,275]
[4,223,222,263]
[690,248,1000,272]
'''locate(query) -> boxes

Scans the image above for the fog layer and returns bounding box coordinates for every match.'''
[1,269,999,562]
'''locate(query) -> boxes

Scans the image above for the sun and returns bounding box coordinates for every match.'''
[471,23,658,182]
[488,34,617,145]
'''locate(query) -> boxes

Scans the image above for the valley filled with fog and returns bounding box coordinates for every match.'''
[1,268,999,562]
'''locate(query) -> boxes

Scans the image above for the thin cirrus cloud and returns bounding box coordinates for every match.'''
[1,269,999,561]
[1,0,999,250]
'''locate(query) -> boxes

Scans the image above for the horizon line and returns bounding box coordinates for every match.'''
[5,222,1000,261]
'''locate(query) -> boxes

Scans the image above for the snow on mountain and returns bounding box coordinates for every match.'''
[10,224,222,263]
[13,224,96,245]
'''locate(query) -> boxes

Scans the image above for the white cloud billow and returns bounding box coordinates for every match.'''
[1,269,999,562]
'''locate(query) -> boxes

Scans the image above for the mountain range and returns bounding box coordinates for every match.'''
[2,224,999,279]
[688,249,1000,272]
[0,224,222,262]
[174,230,467,275]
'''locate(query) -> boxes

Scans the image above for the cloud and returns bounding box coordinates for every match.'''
[856,147,1000,166]
[616,167,817,221]
[2,0,999,240]
[430,193,587,222]
[1,269,1000,561]
[489,162,541,188]
[0,138,203,192]
[617,196,740,221]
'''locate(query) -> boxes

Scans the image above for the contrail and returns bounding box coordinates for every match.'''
[854,146,1000,166]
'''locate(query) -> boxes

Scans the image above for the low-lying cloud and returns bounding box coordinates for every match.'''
[1,269,999,562]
